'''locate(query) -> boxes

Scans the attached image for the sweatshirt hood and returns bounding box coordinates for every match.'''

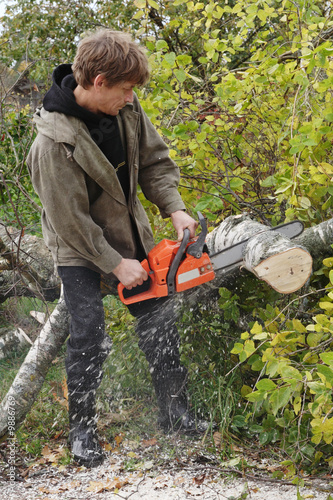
[43,64,76,111]
[43,63,99,124]
[34,64,111,143]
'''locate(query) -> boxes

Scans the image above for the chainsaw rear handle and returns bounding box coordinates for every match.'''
[117,228,192,305]
[117,259,162,305]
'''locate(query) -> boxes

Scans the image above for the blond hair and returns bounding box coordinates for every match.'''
[72,29,150,89]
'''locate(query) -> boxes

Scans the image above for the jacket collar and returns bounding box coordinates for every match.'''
[34,107,140,207]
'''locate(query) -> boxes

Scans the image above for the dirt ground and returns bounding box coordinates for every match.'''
[1,463,332,499]
[1,439,332,500]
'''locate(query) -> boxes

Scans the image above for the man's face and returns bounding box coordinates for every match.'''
[94,79,135,116]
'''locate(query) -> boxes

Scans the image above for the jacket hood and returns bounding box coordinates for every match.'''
[33,107,83,145]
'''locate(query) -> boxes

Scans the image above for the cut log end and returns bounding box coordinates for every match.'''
[252,248,313,294]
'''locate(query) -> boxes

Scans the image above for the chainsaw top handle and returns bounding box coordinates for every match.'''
[167,227,190,295]
[187,211,207,258]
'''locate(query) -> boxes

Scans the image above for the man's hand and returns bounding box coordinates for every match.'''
[112,258,148,290]
[171,210,198,241]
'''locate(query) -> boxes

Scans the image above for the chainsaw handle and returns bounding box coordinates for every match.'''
[167,228,190,295]
[118,229,191,304]
[117,259,156,305]
[187,211,207,258]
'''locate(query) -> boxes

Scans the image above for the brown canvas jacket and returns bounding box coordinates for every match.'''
[27,93,186,276]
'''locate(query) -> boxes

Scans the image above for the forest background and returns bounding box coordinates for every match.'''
[1,0,333,482]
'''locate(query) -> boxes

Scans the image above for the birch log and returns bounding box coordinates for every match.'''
[294,217,333,258]
[206,213,313,294]
[0,291,69,439]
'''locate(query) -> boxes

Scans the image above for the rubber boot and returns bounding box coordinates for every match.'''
[151,367,211,434]
[66,337,112,467]
[68,389,105,467]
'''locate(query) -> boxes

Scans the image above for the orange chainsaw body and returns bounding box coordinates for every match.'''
[118,237,215,305]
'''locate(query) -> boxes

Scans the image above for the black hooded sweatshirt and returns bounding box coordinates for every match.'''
[43,64,130,200]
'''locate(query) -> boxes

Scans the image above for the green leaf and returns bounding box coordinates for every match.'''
[279,365,303,382]
[229,177,245,191]
[317,364,333,387]
[256,378,277,391]
[232,414,247,428]
[195,195,224,212]
[269,386,293,415]
[147,0,159,9]
[174,69,187,83]
[231,343,243,355]
[156,40,169,51]
[320,352,333,366]
[163,52,176,67]
[246,390,266,402]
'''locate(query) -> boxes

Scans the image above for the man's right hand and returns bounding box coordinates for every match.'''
[112,258,148,290]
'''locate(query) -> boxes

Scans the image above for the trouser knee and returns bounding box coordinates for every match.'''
[128,296,181,373]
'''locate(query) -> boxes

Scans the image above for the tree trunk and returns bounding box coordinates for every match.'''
[206,214,312,294]
[0,213,332,439]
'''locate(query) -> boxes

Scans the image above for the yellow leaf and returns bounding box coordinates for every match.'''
[293,396,301,415]
[319,301,333,310]
[323,257,333,267]
[114,433,124,446]
[253,332,269,340]
[87,478,129,493]
[250,321,262,334]
[318,162,333,175]
[241,385,252,397]
[103,443,113,451]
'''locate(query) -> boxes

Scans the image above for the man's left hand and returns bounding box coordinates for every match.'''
[171,210,198,241]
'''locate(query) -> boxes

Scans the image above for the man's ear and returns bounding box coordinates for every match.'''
[93,74,105,89]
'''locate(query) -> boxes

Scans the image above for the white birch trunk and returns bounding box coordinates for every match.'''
[206,213,313,294]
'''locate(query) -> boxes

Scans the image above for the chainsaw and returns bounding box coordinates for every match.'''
[117,212,304,305]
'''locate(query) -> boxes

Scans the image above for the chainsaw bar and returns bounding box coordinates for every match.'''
[209,220,304,271]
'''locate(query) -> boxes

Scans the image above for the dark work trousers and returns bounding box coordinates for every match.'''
[58,266,182,397]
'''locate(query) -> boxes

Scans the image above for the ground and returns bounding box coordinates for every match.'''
[1,432,332,499]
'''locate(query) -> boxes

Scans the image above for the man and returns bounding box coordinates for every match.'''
[27,29,209,468]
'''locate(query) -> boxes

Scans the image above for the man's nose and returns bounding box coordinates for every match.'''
[125,90,134,103]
